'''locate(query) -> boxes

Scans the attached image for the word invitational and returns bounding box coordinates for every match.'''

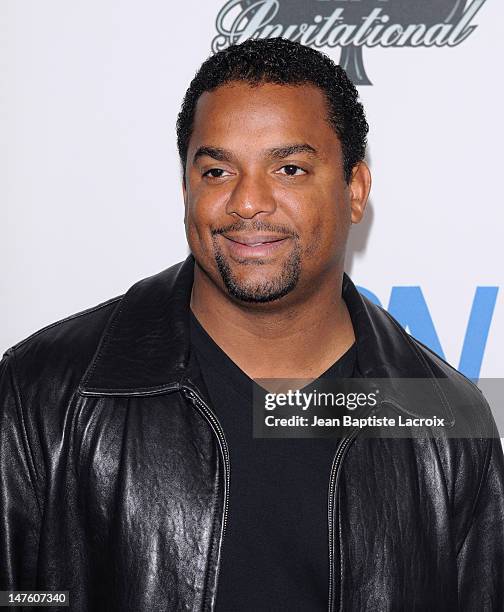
[213,0,488,84]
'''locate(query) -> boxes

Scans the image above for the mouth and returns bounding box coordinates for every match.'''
[219,233,291,260]
[224,233,289,246]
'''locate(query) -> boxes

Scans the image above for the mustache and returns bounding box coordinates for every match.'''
[211,219,299,238]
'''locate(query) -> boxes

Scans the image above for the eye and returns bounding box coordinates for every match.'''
[202,168,231,179]
[277,164,307,177]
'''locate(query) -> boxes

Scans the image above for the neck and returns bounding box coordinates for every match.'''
[190,263,355,380]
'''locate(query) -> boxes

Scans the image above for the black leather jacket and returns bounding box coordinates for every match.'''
[1,255,503,611]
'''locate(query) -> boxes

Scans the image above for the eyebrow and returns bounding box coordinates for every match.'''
[192,143,320,165]
[267,143,319,160]
[193,146,233,164]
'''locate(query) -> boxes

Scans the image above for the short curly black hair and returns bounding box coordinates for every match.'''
[176,38,368,184]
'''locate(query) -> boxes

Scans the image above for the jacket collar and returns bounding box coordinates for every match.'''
[79,255,454,423]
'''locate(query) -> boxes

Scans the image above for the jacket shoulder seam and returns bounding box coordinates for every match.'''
[366,301,433,376]
[410,335,483,393]
[376,304,453,419]
[7,295,123,353]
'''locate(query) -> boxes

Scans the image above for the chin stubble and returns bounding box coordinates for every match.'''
[213,240,302,303]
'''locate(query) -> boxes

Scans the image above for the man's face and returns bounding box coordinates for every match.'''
[183,81,369,305]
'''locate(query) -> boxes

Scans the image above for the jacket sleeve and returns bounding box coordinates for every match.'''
[0,351,42,589]
[457,427,504,610]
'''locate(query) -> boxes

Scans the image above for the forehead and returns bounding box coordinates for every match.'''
[189,82,340,156]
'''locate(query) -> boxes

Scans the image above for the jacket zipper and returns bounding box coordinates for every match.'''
[328,404,380,612]
[181,387,230,611]
[327,427,361,612]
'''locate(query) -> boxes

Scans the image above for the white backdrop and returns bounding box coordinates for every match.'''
[1,0,502,380]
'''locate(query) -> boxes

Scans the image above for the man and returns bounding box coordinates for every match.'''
[1,38,503,611]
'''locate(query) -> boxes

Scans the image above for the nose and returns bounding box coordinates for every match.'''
[225,171,277,219]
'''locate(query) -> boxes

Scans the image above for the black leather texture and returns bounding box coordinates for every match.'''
[1,255,503,611]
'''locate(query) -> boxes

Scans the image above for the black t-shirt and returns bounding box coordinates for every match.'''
[189,311,356,612]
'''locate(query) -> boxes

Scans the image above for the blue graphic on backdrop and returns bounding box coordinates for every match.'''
[213,0,487,85]
[357,286,499,379]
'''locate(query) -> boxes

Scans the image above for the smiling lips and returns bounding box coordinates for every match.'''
[221,233,291,259]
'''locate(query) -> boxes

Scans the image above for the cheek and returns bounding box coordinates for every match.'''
[185,191,229,261]
[299,196,351,259]
[185,198,210,257]
[186,180,229,226]
[186,193,214,239]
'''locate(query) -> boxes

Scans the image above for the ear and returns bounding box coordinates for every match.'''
[349,162,371,224]
[182,170,189,215]
[182,172,190,228]
[182,173,187,204]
